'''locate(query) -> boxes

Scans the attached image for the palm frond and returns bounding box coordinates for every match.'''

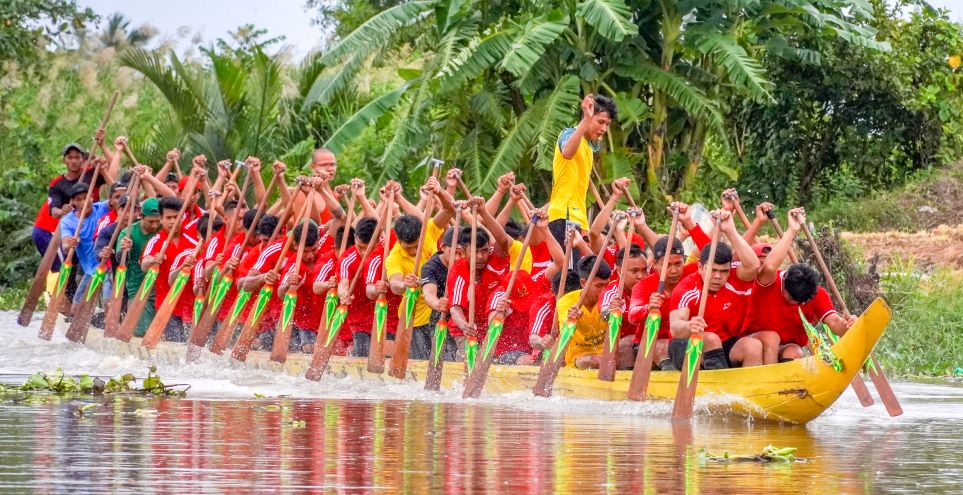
[483,102,543,188]
[323,79,417,155]
[119,48,205,131]
[533,75,580,171]
[498,11,569,78]
[576,0,639,43]
[615,61,725,134]
[302,51,367,112]
[686,31,773,103]
[243,50,283,157]
[438,28,514,91]
[469,87,508,130]
[321,1,436,66]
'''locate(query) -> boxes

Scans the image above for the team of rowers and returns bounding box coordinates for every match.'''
[30,93,855,372]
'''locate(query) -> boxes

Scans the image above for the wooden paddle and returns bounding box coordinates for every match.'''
[628,207,679,400]
[38,162,105,340]
[424,205,462,390]
[532,219,618,397]
[104,170,152,339]
[20,92,119,328]
[462,211,538,398]
[201,170,283,355]
[141,171,210,349]
[726,191,753,231]
[796,217,903,417]
[65,174,141,343]
[530,227,575,395]
[306,191,392,379]
[671,217,721,420]
[232,186,316,362]
[338,188,358,257]
[598,211,632,381]
[463,204,480,376]
[270,205,316,363]
[388,160,443,379]
[364,190,396,374]
[114,172,201,343]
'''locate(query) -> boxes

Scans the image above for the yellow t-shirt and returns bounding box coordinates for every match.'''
[385,218,445,327]
[548,129,594,229]
[556,289,606,366]
[507,239,533,273]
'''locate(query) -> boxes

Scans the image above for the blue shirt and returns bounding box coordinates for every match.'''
[558,127,601,153]
[59,201,110,274]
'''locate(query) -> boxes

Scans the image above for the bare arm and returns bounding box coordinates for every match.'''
[474,196,512,256]
[715,210,760,282]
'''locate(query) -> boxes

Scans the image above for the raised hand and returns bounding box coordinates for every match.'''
[167,149,181,162]
[580,94,595,120]
[114,136,128,152]
[94,129,105,147]
[721,188,739,212]
[496,172,515,192]
[787,207,806,232]
[755,202,774,221]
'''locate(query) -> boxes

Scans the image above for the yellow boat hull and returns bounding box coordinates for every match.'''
[81,298,891,424]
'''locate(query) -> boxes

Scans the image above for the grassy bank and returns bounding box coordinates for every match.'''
[875,267,963,378]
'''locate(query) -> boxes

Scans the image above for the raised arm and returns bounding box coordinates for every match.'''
[474,196,512,256]
[758,207,804,285]
[743,202,773,245]
[486,172,514,216]
[560,95,596,159]
[714,209,760,282]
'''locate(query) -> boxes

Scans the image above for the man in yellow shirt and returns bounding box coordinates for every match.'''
[557,255,613,368]
[385,178,456,359]
[547,93,618,251]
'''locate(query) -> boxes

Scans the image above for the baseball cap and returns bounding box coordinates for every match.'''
[653,236,685,259]
[165,173,178,183]
[68,182,90,198]
[62,143,88,157]
[141,198,161,217]
[752,243,772,257]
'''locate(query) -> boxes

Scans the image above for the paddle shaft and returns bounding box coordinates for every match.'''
[232,186,315,362]
[388,163,442,379]
[364,190,396,375]
[38,161,104,340]
[533,221,617,397]
[598,213,633,381]
[425,206,462,390]
[530,230,574,397]
[114,173,201,342]
[628,208,679,400]
[463,213,537,398]
[671,219,721,420]
[198,171,283,354]
[797,219,902,417]
[65,174,141,343]
[765,210,799,264]
[338,189,357,257]
[140,173,208,348]
[270,191,316,363]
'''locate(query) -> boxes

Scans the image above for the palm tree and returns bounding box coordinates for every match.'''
[100,13,157,49]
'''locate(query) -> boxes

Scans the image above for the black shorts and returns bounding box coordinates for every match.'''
[722,336,743,367]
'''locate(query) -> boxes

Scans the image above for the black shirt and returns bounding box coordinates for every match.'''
[421,253,449,327]
[48,168,108,213]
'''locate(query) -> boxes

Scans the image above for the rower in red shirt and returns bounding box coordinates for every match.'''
[742,207,856,363]
[333,217,380,356]
[486,270,546,365]
[141,196,199,342]
[277,222,327,353]
[598,244,648,369]
[627,203,710,370]
[668,210,762,370]
[215,212,279,330]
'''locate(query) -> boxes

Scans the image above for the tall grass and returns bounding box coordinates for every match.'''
[876,264,963,377]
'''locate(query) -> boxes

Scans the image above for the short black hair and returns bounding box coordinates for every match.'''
[197,213,224,238]
[615,245,644,265]
[355,217,378,244]
[242,208,261,230]
[653,236,685,259]
[442,226,457,247]
[257,214,279,237]
[394,215,422,244]
[336,225,355,249]
[109,181,128,195]
[119,170,135,185]
[159,196,183,215]
[699,242,733,265]
[593,95,618,121]
[552,269,582,294]
[224,199,240,211]
[293,220,320,246]
[784,264,820,304]
[457,227,490,249]
[577,255,612,281]
[504,219,527,240]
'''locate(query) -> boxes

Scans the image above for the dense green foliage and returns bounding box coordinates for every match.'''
[0,0,96,63]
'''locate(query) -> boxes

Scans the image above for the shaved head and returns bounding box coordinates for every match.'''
[311,148,337,178]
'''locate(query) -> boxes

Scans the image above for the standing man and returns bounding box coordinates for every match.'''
[547,94,618,249]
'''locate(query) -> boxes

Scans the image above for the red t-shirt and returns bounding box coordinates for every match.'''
[529,241,552,279]
[278,252,331,331]
[94,209,119,239]
[669,269,753,342]
[599,280,637,339]
[180,205,205,246]
[362,250,400,336]
[446,253,509,337]
[218,242,266,322]
[35,169,105,232]
[529,292,556,337]
[337,245,374,334]
[628,262,700,342]
[742,271,837,347]
[142,230,198,315]
[484,271,548,355]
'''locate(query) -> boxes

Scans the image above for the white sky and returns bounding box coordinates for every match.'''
[79,0,963,61]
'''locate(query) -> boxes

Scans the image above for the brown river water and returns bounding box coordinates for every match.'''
[1,313,961,494]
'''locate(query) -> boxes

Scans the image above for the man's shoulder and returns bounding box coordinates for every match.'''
[557,127,577,148]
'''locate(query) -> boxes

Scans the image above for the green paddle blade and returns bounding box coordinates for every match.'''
[138,266,158,301]
[208,275,234,316]
[164,270,191,306]
[800,309,843,372]
[553,319,578,362]
[373,296,388,343]
[481,316,504,363]
[193,296,205,325]
[642,311,661,357]
[112,266,127,299]
[226,289,252,328]
[432,319,448,365]
[248,285,274,325]
[465,338,478,372]
[280,291,298,334]
[85,265,107,302]
[606,309,622,353]
[55,261,74,296]
[325,305,348,346]
[402,287,419,329]
[324,290,338,329]
[683,335,704,387]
